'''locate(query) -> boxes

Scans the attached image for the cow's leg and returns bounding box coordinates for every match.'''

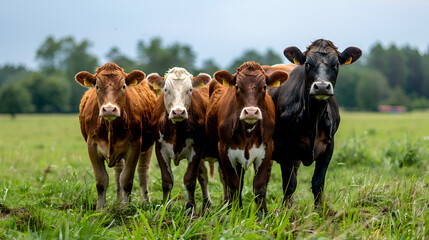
[119,145,140,204]
[155,143,174,204]
[253,144,273,214]
[280,160,298,205]
[312,141,334,206]
[197,161,211,210]
[183,150,203,213]
[114,159,125,201]
[218,166,229,203]
[137,145,153,202]
[87,142,108,210]
[218,144,241,207]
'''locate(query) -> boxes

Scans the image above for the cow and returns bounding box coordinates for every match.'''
[268,39,362,206]
[263,64,296,76]
[75,62,157,210]
[206,61,289,214]
[146,67,213,213]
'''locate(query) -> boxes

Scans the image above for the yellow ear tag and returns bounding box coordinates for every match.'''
[271,81,280,88]
[222,79,230,86]
[83,79,92,87]
[293,58,300,65]
[152,82,160,90]
[344,57,352,65]
[197,82,205,89]
[128,79,138,86]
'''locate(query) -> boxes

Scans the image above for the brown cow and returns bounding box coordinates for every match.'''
[75,63,157,210]
[146,67,213,213]
[206,61,288,213]
[262,64,296,76]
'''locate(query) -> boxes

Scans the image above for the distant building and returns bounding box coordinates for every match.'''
[378,105,406,113]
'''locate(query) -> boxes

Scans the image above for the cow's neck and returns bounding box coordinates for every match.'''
[304,96,328,158]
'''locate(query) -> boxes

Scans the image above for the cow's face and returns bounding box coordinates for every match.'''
[215,61,288,124]
[75,62,145,121]
[146,67,211,124]
[284,39,362,100]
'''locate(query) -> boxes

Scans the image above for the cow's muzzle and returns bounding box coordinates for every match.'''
[239,107,262,124]
[309,81,334,100]
[99,103,120,121]
[169,107,188,124]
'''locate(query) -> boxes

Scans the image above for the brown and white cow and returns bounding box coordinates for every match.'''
[146,67,213,212]
[75,63,157,210]
[205,61,288,213]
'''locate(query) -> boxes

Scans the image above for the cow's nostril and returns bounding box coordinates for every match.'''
[326,84,331,90]
[244,109,248,114]
[112,108,116,112]
[255,109,259,114]
[314,84,319,90]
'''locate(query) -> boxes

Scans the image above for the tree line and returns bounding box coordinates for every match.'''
[1,36,429,115]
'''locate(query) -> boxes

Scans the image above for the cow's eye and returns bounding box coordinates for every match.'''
[95,85,99,90]
[263,85,267,92]
[189,88,192,93]
[235,85,239,91]
[122,85,126,89]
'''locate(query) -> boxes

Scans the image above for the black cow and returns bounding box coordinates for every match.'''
[269,39,362,206]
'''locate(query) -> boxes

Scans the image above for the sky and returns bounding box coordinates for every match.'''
[1,0,429,70]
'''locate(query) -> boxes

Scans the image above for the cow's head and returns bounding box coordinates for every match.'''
[146,67,211,124]
[215,61,288,124]
[284,39,362,100]
[75,62,145,121]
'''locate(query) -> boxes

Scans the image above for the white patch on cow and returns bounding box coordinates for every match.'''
[227,144,266,171]
[163,68,194,121]
[158,131,174,181]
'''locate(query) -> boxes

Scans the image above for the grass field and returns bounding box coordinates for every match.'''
[0,112,428,239]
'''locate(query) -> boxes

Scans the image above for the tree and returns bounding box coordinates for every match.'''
[227,48,283,72]
[0,82,34,117]
[355,70,389,111]
[22,72,71,113]
[335,66,360,109]
[227,49,264,72]
[106,47,137,72]
[35,36,98,112]
[136,37,196,74]
[0,64,28,88]
[194,58,220,76]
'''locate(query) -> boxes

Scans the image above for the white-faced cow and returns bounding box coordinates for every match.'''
[75,63,157,209]
[268,39,362,206]
[206,61,288,213]
[146,67,213,213]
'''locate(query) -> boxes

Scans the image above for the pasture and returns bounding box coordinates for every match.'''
[0,112,428,239]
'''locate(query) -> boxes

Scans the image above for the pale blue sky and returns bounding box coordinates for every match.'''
[1,0,428,69]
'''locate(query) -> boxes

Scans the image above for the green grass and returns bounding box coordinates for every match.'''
[0,112,428,239]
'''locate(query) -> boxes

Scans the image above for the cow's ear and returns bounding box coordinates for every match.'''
[214,70,235,86]
[75,71,96,87]
[146,73,165,90]
[192,73,211,88]
[339,47,362,65]
[283,47,305,65]
[126,70,145,86]
[267,70,289,88]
